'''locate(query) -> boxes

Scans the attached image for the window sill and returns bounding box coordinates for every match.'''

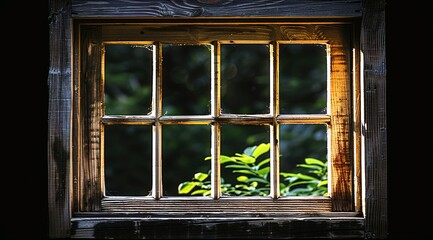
[100,196,333,213]
[71,212,364,239]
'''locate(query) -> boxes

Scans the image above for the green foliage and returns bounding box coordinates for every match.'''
[178,143,328,197]
[279,157,328,196]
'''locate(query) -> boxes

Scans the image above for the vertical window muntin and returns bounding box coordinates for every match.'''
[101,40,332,200]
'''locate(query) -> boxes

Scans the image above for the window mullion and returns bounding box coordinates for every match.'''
[211,41,221,199]
[270,41,280,199]
[152,42,162,199]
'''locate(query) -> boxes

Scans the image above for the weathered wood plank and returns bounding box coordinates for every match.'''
[352,21,362,214]
[71,0,361,18]
[361,0,388,238]
[80,25,104,211]
[97,24,352,42]
[71,216,364,239]
[48,0,72,238]
[328,25,353,212]
[101,196,332,212]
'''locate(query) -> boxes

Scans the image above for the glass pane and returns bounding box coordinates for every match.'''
[279,124,328,196]
[221,44,270,114]
[104,125,152,196]
[162,44,211,115]
[104,44,153,115]
[280,44,327,114]
[163,125,211,196]
[220,125,270,196]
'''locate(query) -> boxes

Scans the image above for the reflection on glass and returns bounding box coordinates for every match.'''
[221,44,270,114]
[104,44,153,115]
[280,44,327,114]
[221,125,270,196]
[163,125,210,196]
[162,44,211,115]
[279,124,328,196]
[104,125,152,196]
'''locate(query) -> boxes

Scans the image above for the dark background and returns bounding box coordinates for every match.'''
[1,1,424,239]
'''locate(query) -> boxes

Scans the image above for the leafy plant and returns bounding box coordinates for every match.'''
[280,157,328,196]
[178,143,328,197]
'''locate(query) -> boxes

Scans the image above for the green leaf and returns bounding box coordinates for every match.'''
[257,158,270,168]
[220,155,236,164]
[235,184,250,189]
[283,177,299,183]
[317,180,328,187]
[243,145,257,156]
[233,169,257,176]
[178,182,198,194]
[296,164,322,170]
[289,180,319,187]
[293,173,319,181]
[232,154,256,164]
[191,189,211,196]
[252,143,270,158]
[305,158,326,166]
[237,176,249,182]
[257,166,270,176]
[280,172,298,178]
[194,172,209,182]
[225,164,253,170]
[246,177,269,184]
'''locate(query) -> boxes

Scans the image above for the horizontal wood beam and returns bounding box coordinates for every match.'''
[71,214,364,239]
[71,0,361,18]
[101,196,332,212]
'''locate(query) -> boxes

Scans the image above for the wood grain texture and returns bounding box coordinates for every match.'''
[48,0,72,238]
[101,197,332,212]
[71,0,361,18]
[80,25,103,211]
[97,24,351,42]
[327,25,353,212]
[361,0,387,238]
[71,215,364,239]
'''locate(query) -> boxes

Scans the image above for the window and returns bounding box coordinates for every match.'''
[48,0,388,238]
[77,22,355,213]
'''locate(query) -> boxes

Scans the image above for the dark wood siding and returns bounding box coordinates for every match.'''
[71,214,365,239]
[48,0,72,238]
[361,0,388,238]
[71,0,361,18]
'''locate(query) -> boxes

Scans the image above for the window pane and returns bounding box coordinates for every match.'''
[104,44,153,115]
[221,125,270,196]
[163,125,211,196]
[162,44,211,115]
[104,125,152,196]
[280,44,327,114]
[221,44,270,114]
[279,124,328,196]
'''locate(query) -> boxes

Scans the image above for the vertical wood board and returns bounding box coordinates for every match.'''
[48,0,72,238]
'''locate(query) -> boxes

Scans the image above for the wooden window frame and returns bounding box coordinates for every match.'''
[48,0,387,238]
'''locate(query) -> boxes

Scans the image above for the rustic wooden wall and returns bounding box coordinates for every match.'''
[47,0,387,238]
